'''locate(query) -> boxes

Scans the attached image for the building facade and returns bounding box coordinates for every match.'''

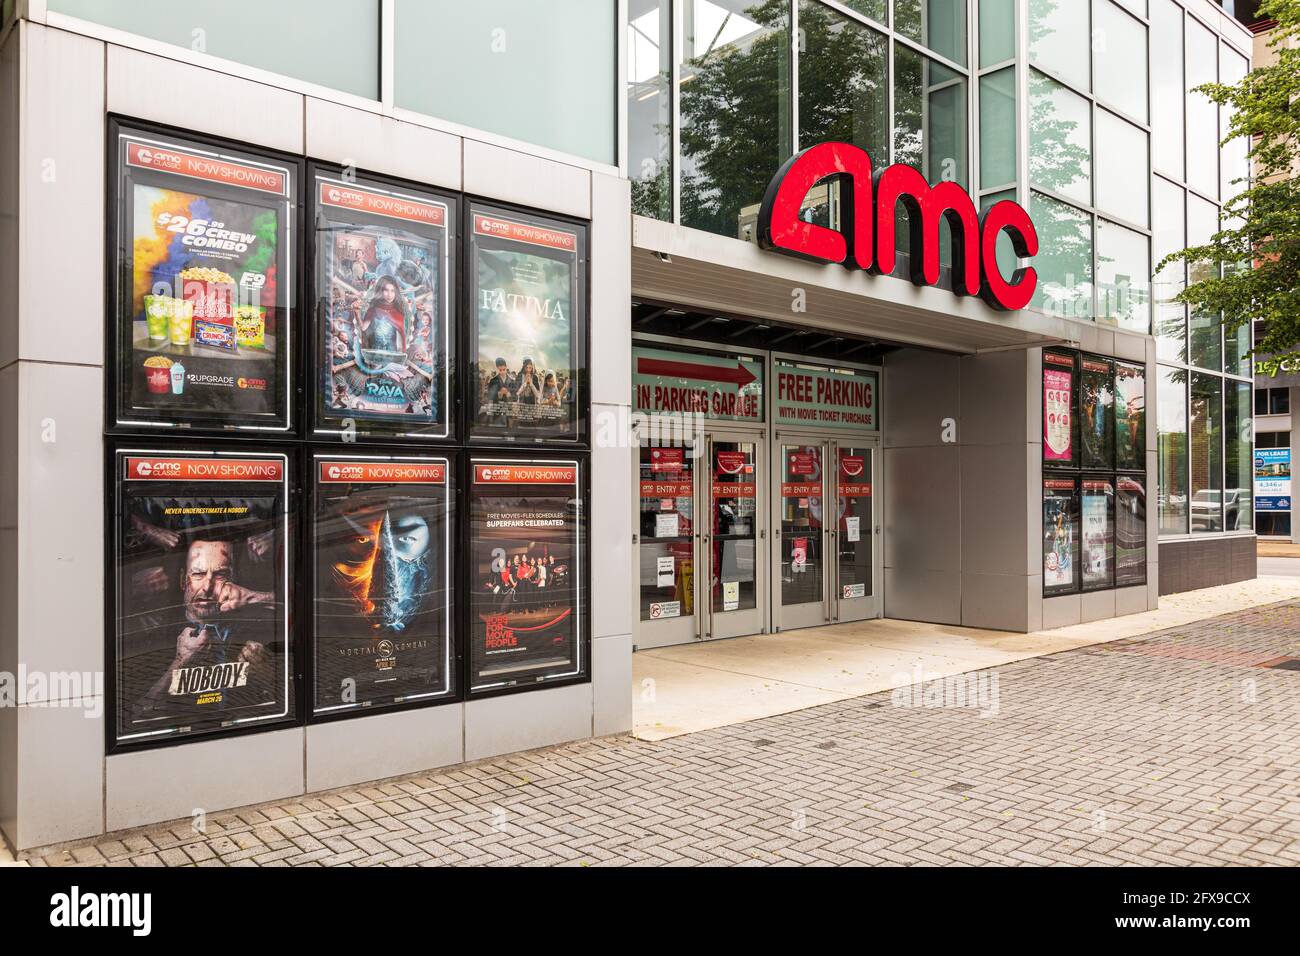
[0,0,1257,853]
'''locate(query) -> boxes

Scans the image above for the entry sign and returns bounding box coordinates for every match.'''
[633,345,763,422]
[775,361,878,431]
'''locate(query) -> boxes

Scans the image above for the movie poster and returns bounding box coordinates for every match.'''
[117,130,292,429]
[313,459,451,713]
[115,453,289,744]
[1080,480,1114,590]
[1080,358,1114,469]
[1043,479,1077,595]
[469,461,583,691]
[315,177,450,436]
[1115,362,1146,471]
[1116,477,1147,586]
[470,208,584,441]
[1043,353,1074,463]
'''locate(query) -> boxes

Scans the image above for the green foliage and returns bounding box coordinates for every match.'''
[1159,0,1300,376]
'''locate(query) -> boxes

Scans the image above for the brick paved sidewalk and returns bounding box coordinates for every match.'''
[29,601,1300,867]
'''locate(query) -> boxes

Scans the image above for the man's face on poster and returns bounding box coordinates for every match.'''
[182,540,233,624]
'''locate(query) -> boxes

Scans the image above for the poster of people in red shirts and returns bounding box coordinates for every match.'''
[114,452,289,744]
[312,458,451,713]
[469,461,583,690]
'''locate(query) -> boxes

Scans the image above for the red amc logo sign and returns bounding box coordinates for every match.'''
[125,457,284,482]
[473,464,577,485]
[758,142,1038,312]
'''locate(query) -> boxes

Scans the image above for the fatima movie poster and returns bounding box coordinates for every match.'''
[471,209,582,440]
[312,459,451,712]
[469,461,583,691]
[316,177,448,435]
[119,130,292,428]
[115,453,289,744]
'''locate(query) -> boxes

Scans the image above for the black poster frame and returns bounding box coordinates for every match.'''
[307,162,459,444]
[1042,350,1078,468]
[1079,475,1116,593]
[1115,475,1149,588]
[1042,477,1080,597]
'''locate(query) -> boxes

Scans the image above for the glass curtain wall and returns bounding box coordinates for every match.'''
[634,0,974,245]
[1149,0,1254,539]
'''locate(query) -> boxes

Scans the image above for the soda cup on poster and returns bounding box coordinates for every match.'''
[167,298,195,346]
[170,361,186,395]
[143,295,172,342]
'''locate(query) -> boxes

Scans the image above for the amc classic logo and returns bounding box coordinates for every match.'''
[758,142,1038,312]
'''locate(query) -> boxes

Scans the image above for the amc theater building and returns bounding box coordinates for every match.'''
[0,0,1257,853]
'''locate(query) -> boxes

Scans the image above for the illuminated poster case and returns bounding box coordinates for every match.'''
[311,454,454,715]
[111,448,292,746]
[1043,478,1079,597]
[468,458,587,693]
[467,205,587,443]
[109,122,298,432]
[310,168,456,440]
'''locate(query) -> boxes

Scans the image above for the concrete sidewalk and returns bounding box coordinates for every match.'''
[633,575,1300,740]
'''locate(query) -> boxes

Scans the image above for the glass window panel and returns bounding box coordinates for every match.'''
[1150,0,1184,179]
[1096,219,1151,334]
[894,44,968,184]
[639,445,696,621]
[1224,381,1253,532]
[1190,373,1223,533]
[1271,390,1290,414]
[1157,366,1189,535]
[394,0,615,164]
[628,0,673,220]
[840,0,887,23]
[797,0,888,234]
[1029,69,1092,206]
[1030,191,1093,320]
[1223,212,1251,376]
[1095,110,1149,228]
[1113,0,1145,14]
[1080,357,1115,469]
[1029,0,1090,91]
[1153,176,1187,363]
[979,0,1016,67]
[780,445,825,606]
[1220,46,1250,204]
[710,442,758,613]
[980,68,1017,189]
[982,190,1020,282]
[893,0,966,66]
[1185,17,1219,199]
[1093,0,1148,122]
[51,0,380,98]
[1187,194,1221,372]
[679,0,791,241]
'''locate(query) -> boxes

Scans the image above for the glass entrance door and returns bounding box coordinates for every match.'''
[635,430,766,648]
[832,442,877,623]
[772,435,879,630]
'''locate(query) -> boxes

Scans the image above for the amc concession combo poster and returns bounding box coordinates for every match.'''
[1043,353,1074,463]
[470,461,583,690]
[470,208,584,440]
[316,177,449,436]
[116,129,293,429]
[115,453,289,743]
[313,459,451,712]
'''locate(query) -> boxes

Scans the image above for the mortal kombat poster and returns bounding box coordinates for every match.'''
[469,462,583,691]
[470,209,582,440]
[312,460,450,712]
[115,455,288,743]
[316,178,448,435]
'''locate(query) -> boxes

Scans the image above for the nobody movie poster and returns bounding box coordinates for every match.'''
[470,461,583,691]
[313,459,451,712]
[115,453,288,743]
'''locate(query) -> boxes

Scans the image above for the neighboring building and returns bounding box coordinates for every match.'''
[0,0,1258,853]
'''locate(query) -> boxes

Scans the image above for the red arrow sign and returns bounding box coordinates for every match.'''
[638,355,757,388]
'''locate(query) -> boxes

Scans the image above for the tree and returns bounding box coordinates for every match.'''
[1160,0,1300,375]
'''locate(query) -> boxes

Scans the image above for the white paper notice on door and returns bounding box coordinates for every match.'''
[722,580,739,611]
[845,516,860,542]
[656,555,674,587]
[655,512,679,538]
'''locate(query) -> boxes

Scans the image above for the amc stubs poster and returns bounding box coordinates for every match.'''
[313,459,451,712]
[470,209,584,441]
[316,177,449,435]
[118,130,292,428]
[469,461,583,691]
[115,454,288,744]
